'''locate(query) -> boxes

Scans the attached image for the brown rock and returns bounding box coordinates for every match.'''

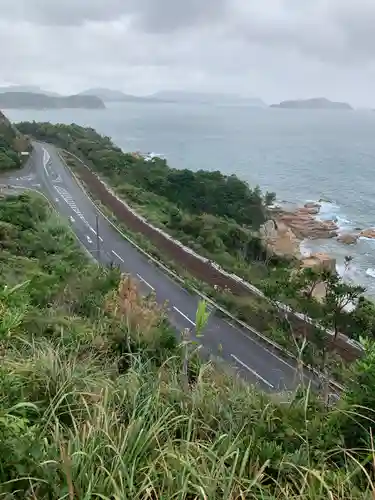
[337,233,359,245]
[260,220,301,259]
[360,229,375,239]
[298,206,320,215]
[300,252,336,273]
[276,207,338,240]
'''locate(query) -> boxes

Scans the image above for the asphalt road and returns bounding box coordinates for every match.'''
[2,142,321,392]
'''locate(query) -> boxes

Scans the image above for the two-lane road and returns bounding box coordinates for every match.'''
[6,142,321,392]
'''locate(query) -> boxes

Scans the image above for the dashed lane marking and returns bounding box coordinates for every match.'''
[230,354,274,389]
[136,273,155,291]
[89,226,103,242]
[111,250,124,263]
[173,306,195,326]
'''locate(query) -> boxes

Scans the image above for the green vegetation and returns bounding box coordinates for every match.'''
[2,191,375,498]
[0,111,30,171]
[16,121,375,377]
[16,121,281,279]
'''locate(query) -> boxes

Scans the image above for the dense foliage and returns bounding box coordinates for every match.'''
[17,121,279,268]
[1,192,375,498]
[0,112,29,171]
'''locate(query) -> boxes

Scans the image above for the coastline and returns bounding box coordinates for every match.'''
[274,199,375,299]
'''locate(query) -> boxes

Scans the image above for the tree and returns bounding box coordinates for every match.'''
[264,191,276,207]
[336,337,375,452]
[322,272,365,343]
[0,151,18,171]
[349,297,375,340]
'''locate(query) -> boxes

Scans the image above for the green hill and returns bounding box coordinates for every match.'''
[0,111,30,171]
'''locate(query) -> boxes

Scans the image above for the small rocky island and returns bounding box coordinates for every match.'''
[270,98,352,110]
[0,92,105,109]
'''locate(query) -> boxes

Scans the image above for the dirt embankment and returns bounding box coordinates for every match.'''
[64,152,360,362]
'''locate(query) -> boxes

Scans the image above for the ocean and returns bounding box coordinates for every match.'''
[6,102,375,296]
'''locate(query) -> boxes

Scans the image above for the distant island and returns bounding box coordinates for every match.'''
[270,98,352,110]
[78,88,158,103]
[0,85,61,97]
[0,92,105,109]
[77,88,266,107]
[0,85,266,108]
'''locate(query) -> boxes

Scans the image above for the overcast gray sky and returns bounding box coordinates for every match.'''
[1,0,374,106]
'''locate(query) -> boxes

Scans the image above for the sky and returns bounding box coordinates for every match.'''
[0,0,374,106]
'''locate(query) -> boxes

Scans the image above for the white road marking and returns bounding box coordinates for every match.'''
[54,186,90,226]
[31,183,41,188]
[223,319,296,372]
[137,273,155,291]
[86,235,93,244]
[89,226,103,242]
[173,306,196,326]
[230,354,274,389]
[42,148,50,177]
[111,250,124,263]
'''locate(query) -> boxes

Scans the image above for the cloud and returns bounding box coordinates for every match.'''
[0,0,375,105]
[228,0,375,64]
[0,0,227,31]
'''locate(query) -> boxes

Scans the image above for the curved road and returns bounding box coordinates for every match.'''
[4,142,321,392]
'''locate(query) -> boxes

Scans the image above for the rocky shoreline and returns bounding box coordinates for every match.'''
[261,202,338,260]
[272,202,339,240]
[265,201,375,254]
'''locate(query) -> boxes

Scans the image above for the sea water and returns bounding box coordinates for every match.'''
[7,103,375,296]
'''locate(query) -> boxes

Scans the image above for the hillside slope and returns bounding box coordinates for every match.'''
[0,92,105,109]
[0,191,374,498]
[0,111,30,170]
[78,87,155,102]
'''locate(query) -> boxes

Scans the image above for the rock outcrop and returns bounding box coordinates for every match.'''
[300,252,337,273]
[337,233,359,245]
[263,201,340,259]
[275,208,338,239]
[260,219,301,258]
[360,229,375,239]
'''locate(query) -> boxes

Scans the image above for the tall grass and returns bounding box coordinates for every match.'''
[1,342,374,498]
[1,193,375,498]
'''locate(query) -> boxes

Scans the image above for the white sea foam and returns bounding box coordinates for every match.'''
[366,268,375,279]
[317,201,352,231]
